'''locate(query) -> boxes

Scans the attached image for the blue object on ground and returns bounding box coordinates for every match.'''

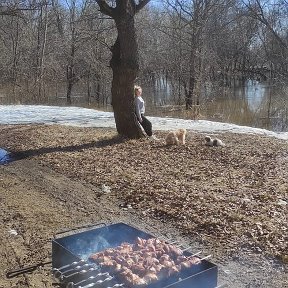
[0,148,12,164]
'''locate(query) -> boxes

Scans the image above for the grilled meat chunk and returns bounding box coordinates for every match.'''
[89,237,202,286]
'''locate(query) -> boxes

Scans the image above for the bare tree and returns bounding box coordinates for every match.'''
[96,0,151,138]
[165,0,223,110]
[54,0,109,105]
[34,0,49,100]
[242,0,288,78]
[66,0,78,105]
[243,0,287,50]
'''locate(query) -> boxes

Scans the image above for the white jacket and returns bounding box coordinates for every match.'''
[135,96,145,121]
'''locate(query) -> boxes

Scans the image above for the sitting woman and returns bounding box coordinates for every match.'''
[134,85,158,140]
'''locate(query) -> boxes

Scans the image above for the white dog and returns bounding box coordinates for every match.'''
[165,128,187,145]
[205,136,225,147]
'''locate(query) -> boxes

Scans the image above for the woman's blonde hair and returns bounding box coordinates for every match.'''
[134,85,142,96]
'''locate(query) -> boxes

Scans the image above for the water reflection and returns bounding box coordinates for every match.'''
[144,79,288,132]
[245,80,266,111]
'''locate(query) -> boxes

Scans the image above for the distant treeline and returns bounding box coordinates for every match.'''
[0,0,287,107]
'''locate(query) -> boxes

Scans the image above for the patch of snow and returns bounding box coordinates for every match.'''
[8,229,18,236]
[101,184,111,194]
[0,105,287,140]
[277,200,287,206]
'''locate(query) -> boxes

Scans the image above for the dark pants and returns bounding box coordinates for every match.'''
[139,114,152,136]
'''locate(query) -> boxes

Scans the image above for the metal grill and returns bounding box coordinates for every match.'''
[52,222,218,288]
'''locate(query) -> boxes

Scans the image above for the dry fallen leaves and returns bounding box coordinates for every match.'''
[0,124,287,261]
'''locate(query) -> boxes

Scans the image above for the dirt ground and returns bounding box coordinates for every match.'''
[0,124,287,288]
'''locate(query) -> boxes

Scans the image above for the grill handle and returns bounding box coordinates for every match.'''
[6,261,52,278]
[53,222,107,238]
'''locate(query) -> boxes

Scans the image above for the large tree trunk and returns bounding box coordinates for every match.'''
[110,41,143,137]
[96,0,151,139]
[110,13,144,138]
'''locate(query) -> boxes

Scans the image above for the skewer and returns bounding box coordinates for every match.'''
[63,264,92,275]
[53,260,86,272]
[54,264,93,279]
[60,267,98,282]
[200,255,212,261]
[79,283,97,288]
[187,251,202,258]
[66,273,110,288]
[66,276,96,288]
[78,276,114,288]
[181,246,192,252]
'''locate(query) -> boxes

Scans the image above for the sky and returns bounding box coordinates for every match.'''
[0,105,288,140]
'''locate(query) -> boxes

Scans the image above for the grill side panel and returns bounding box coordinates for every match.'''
[163,266,218,288]
[52,240,81,268]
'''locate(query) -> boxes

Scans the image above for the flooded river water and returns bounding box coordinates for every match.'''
[143,79,288,132]
[1,79,287,132]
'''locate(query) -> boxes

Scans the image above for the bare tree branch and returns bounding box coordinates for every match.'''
[136,0,151,13]
[243,0,288,49]
[0,1,46,18]
[0,5,25,17]
[95,0,115,18]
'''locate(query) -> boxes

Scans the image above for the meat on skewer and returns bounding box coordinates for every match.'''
[143,272,158,284]
[88,237,204,286]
